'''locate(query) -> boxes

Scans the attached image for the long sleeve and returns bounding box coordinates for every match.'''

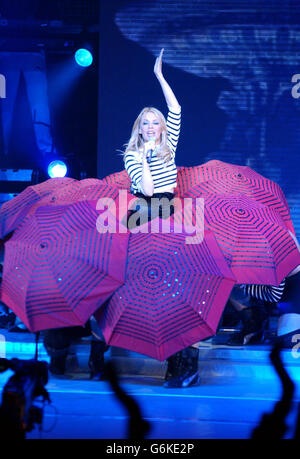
[166,106,181,159]
[124,151,143,192]
[241,280,286,303]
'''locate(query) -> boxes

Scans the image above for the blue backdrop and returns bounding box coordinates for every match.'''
[98,0,300,238]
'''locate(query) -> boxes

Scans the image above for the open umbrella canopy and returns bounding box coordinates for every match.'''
[101,169,131,192]
[0,177,77,239]
[33,178,107,204]
[1,200,129,332]
[199,193,300,285]
[96,218,236,361]
[176,160,295,234]
[0,177,137,242]
[24,180,137,224]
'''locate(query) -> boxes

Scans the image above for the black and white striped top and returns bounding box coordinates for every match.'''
[124,107,181,194]
[241,280,286,303]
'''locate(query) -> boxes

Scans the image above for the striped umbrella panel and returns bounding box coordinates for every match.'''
[0,177,77,239]
[176,160,295,234]
[201,193,300,285]
[17,183,136,234]
[96,227,235,361]
[1,201,129,332]
[101,169,131,192]
[34,179,111,204]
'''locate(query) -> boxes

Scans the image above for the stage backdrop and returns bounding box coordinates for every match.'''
[98,0,300,238]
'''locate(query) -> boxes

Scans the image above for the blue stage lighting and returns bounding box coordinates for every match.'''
[47,160,68,178]
[74,48,93,67]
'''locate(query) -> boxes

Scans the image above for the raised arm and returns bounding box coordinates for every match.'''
[154,49,180,111]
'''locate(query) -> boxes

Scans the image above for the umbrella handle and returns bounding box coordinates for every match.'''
[35,332,40,360]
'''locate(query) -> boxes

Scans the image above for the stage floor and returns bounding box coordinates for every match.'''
[0,329,299,439]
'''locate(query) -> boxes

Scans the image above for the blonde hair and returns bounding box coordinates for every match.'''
[123,107,172,163]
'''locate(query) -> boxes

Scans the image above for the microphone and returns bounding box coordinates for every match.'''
[146,137,155,164]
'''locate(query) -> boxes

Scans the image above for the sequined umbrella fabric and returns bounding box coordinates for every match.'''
[0,200,129,332]
[95,219,236,361]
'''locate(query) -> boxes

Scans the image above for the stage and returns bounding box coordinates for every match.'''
[1,329,299,439]
[0,0,300,443]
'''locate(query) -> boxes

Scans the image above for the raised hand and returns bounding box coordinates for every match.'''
[154,48,180,112]
[154,48,164,79]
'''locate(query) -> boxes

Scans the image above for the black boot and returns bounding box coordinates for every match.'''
[43,329,71,375]
[44,344,68,375]
[88,340,110,380]
[43,325,93,375]
[164,347,200,388]
[164,351,182,382]
[227,305,268,346]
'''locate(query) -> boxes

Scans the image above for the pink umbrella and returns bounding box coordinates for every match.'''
[3,179,137,234]
[36,181,137,225]
[175,160,295,234]
[95,218,236,361]
[198,193,300,285]
[34,178,106,204]
[101,169,131,192]
[0,177,77,239]
[1,200,129,332]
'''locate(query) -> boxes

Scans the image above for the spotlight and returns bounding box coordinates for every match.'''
[47,160,68,178]
[74,48,93,67]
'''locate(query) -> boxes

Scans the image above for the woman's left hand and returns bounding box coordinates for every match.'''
[153,47,180,111]
[154,48,164,79]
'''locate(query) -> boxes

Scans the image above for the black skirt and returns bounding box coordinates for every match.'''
[127,192,175,228]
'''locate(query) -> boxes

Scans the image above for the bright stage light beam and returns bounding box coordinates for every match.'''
[48,160,68,178]
[74,48,93,67]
